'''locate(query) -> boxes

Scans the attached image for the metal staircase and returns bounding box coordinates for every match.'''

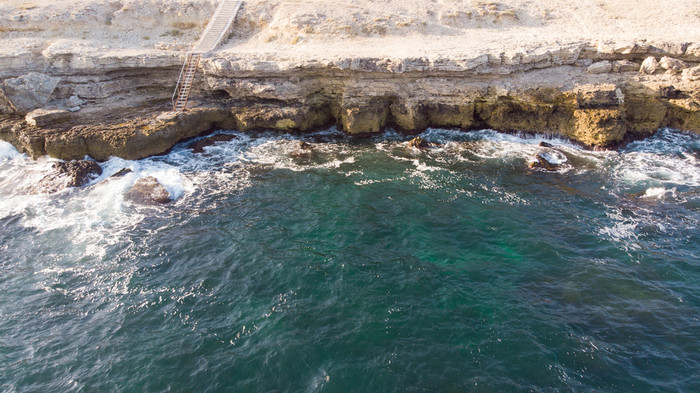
[172,53,201,112]
[193,0,243,53]
[171,0,243,112]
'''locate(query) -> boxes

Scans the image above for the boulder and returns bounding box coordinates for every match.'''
[0,73,61,114]
[187,133,237,153]
[659,56,687,73]
[124,176,171,205]
[25,108,71,127]
[52,160,103,187]
[639,57,659,75]
[538,141,554,148]
[612,60,640,73]
[407,136,429,149]
[529,152,559,171]
[587,61,612,74]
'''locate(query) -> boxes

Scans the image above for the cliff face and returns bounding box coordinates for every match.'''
[1,0,699,160]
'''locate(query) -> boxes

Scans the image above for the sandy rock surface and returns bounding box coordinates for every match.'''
[1,0,699,65]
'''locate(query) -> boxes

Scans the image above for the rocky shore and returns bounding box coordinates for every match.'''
[1,0,699,160]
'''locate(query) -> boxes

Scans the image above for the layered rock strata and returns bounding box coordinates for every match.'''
[1,0,699,160]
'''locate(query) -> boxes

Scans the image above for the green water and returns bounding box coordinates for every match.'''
[0,128,699,392]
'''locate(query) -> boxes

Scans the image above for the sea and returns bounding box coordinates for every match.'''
[0,127,698,392]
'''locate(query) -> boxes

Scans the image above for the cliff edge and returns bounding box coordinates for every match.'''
[1,0,699,160]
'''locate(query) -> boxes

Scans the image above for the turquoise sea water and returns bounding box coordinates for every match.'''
[0,128,699,392]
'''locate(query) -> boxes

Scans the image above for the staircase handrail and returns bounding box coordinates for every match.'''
[171,52,193,110]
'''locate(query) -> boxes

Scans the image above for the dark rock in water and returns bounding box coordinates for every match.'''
[407,136,428,149]
[52,160,103,187]
[539,141,554,148]
[290,141,314,158]
[299,141,312,149]
[110,168,133,178]
[529,152,559,171]
[188,134,237,154]
[407,136,441,149]
[124,176,171,205]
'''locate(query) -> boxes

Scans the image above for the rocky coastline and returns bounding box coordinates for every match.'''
[1,0,699,161]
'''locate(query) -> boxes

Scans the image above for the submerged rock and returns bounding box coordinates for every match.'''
[52,160,103,187]
[110,168,133,178]
[124,176,171,205]
[538,141,554,148]
[290,141,314,158]
[187,133,237,154]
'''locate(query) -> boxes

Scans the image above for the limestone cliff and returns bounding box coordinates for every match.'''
[1,0,699,160]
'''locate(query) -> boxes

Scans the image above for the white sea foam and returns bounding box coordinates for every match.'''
[613,129,700,188]
[0,141,22,161]
[1,127,697,268]
[642,187,672,199]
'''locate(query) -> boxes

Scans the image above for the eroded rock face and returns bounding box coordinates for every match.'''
[25,108,71,127]
[0,73,61,114]
[0,38,699,159]
[124,176,171,205]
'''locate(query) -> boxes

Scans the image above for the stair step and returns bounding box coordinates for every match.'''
[174,0,242,111]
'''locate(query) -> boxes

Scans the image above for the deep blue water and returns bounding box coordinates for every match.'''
[0,128,699,392]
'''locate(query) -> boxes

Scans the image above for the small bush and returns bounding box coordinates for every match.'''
[161,30,183,37]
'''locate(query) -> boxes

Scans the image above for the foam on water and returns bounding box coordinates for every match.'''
[1,128,697,240]
[613,128,700,188]
[1,128,699,392]
[0,141,21,161]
